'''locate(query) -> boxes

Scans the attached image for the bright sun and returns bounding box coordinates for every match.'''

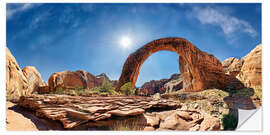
[120,36,132,48]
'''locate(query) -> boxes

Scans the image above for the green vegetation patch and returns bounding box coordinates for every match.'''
[222,114,238,130]
[119,82,136,96]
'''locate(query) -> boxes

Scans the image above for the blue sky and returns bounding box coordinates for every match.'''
[6,3,261,86]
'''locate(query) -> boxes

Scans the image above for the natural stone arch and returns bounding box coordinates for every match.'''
[117,37,226,92]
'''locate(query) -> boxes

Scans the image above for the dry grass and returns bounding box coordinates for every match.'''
[109,115,146,131]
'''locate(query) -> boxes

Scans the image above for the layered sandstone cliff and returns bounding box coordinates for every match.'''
[6,47,29,101]
[236,44,262,88]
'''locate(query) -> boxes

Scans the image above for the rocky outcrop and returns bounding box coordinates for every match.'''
[48,71,86,91]
[18,95,180,129]
[95,73,110,86]
[117,38,225,92]
[140,79,168,95]
[48,71,115,92]
[164,73,183,93]
[222,44,262,90]
[144,107,221,131]
[6,47,28,101]
[222,57,244,77]
[18,94,223,131]
[236,44,262,88]
[138,73,183,95]
[22,66,46,94]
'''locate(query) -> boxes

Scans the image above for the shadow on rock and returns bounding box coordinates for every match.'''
[223,86,257,130]
[8,104,64,130]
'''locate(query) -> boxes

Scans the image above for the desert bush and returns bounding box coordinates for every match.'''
[70,90,78,96]
[119,82,136,96]
[55,87,63,94]
[252,86,262,99]
[100,78,114,93]
[75,86,84,91]
[222,114,238,130]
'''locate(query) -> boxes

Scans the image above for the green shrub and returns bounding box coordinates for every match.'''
[222,114,238,130]
[55,87,63,94]
[75,86,84,91]
[100,78,114,93]
[119,82,136,96]
[70,90,78,96]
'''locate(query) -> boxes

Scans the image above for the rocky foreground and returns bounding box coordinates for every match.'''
[17,94,223,131]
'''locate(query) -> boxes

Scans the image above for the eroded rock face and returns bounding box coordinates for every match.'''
[222,57,244,77]
[48,71,117,92]
[237,44,262,88]
[6,47,28,101]
[48,71,114,91]
[164,73,183,93]
[18,95,180,129]
[144,109,221,131]
[48,71,86,91]
[138,73,183,95]
[140,79,168,95]
[22,66,46,94]
[117,38,225,92]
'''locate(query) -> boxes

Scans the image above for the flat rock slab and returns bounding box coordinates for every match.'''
[18,94,180,129]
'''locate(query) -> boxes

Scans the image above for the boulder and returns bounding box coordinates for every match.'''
[144,114,160,126]
[22,66,46,94]
[199,115,221,131]
[237,44,262,88]
[6,47,28,101]
[159,112,190,130]
[48,71,86,91]
[117,37,225,92]
[76,70,99,88]
[176,111,193,121]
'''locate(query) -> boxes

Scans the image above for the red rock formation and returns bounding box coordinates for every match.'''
[48,71,116,91]
[117,38,225,92]
[48,71,86,91]
[6,47,28,101]
[237,44,262,88]
[138,73,183,95]
[95,73,110,86]
[18,95,180,129]
[22,66,47,94]
[140,79,168,95]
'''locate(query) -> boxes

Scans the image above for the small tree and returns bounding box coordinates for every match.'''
[120,82,136,96]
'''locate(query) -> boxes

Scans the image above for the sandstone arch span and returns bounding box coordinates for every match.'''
[117,37,226,92]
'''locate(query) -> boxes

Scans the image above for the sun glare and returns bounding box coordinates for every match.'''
[120,36,132,48]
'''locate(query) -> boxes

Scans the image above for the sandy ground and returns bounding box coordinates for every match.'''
[6,101,63,131]
[6,101,38,131]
